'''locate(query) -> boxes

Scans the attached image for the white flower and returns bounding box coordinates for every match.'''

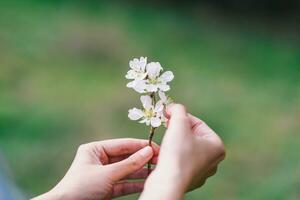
[126,58,174,94]
[128,95,164,127]
[126,57,148,92]
[146,62,163,79]
[145,63,174,92]
[126,57,147,80]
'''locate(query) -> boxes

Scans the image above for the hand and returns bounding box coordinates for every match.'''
[140,104,226,200]
[33,138,159,200]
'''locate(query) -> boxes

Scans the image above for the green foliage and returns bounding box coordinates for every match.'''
[0,1,299,199]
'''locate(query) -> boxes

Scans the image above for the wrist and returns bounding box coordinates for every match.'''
[157,161,193,188]
[32,189,64,200]
[140,165,188,200]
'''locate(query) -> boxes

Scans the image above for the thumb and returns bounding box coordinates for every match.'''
[107,146,153,181]
[166,104,191,135]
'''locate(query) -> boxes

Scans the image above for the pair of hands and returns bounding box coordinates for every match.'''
[33,104,225,200]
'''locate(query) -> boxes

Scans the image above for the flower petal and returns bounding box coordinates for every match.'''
[129,57,148,72]
[158,91,167,102]
[128,108,144,120]
[139,57,147,71]
[126,80,135,88]
[125,70,136,79]
[140,118,151,126]
[160,71,174,82]
[146,62,162,79]
[136,72,147,80]
[134,88,145,93]
[158,83,170,91]
[145,84,158,92]
[140,95,152,110]
[129,58,140,71]
[139,118,148,124]
[129,80,146,93]
[154,100,164,112]
[150,117,161,127]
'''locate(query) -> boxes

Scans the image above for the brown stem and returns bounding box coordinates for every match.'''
[147,92,156,174]
[150,92,156,104]
[147,126,155,174]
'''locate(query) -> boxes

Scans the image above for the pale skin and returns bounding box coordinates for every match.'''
[33,104,225,200]
[140,104,226,199]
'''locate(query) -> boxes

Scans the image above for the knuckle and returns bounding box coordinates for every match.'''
[129,158,140,169]
[211,171,216,176]
[199,179,206,187]
[207,139,226,161]
[211,168,217,176]
[176,115,190,124]
[215,141,226,160]
[119,144,135,155]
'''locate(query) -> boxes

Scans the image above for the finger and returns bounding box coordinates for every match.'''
[122,167,157,180]
[189,167,218,192]
[188,114,223,143]
[95,138,160,157]
[188,114,205,137]
[109,155,158,165]
[166,104,191,134]
[205,166,218,178]
[112,181,144,198]
[123,168,153,180]
[151,156,158,164]
[166,103,188,120]
[188,114,226,162]
[188,114,215,138]
[109,154,130,164]
[187,179,206,192]
[108,146,153,181]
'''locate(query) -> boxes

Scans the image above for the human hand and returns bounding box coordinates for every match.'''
[33,138,159,200]
[140,104,225,200]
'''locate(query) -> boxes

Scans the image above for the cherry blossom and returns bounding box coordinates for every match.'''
[126,57,148,93]
[126,57,174,128]
[144,63,174,92]
[128,95,164,127]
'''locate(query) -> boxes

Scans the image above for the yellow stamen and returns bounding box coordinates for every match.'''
[144,109,154,118]
[148,79,158,84]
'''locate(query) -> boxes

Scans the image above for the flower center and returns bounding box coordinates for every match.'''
[144,109,154,118]
[148,78,158,84]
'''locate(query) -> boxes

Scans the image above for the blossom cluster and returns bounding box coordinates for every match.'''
[126,57,174,128]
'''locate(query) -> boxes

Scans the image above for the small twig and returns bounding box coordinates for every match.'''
[147,92,156,174]
[147,126,155,174]
[148,127,155,146]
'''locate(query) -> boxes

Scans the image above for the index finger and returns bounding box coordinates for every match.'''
[94,138,160,157]
[188,114,223,144]
[166,104,191,133]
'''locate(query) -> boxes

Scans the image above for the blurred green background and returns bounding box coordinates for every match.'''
[0,0,300,199]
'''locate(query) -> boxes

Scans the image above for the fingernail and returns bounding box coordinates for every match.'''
[139,146,153,158]
[166,103,175,108]
[166,103,175,112]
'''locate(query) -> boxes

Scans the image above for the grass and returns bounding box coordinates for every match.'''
[0,1,299,199]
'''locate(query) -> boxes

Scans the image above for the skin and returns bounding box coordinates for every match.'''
[32,139,160,200]
[140,104,226,199]
[33,104,225,200]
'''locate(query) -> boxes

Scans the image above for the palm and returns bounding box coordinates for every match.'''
[71,139,159,200]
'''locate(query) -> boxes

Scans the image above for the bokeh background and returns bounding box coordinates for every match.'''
[1,0,300,199]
